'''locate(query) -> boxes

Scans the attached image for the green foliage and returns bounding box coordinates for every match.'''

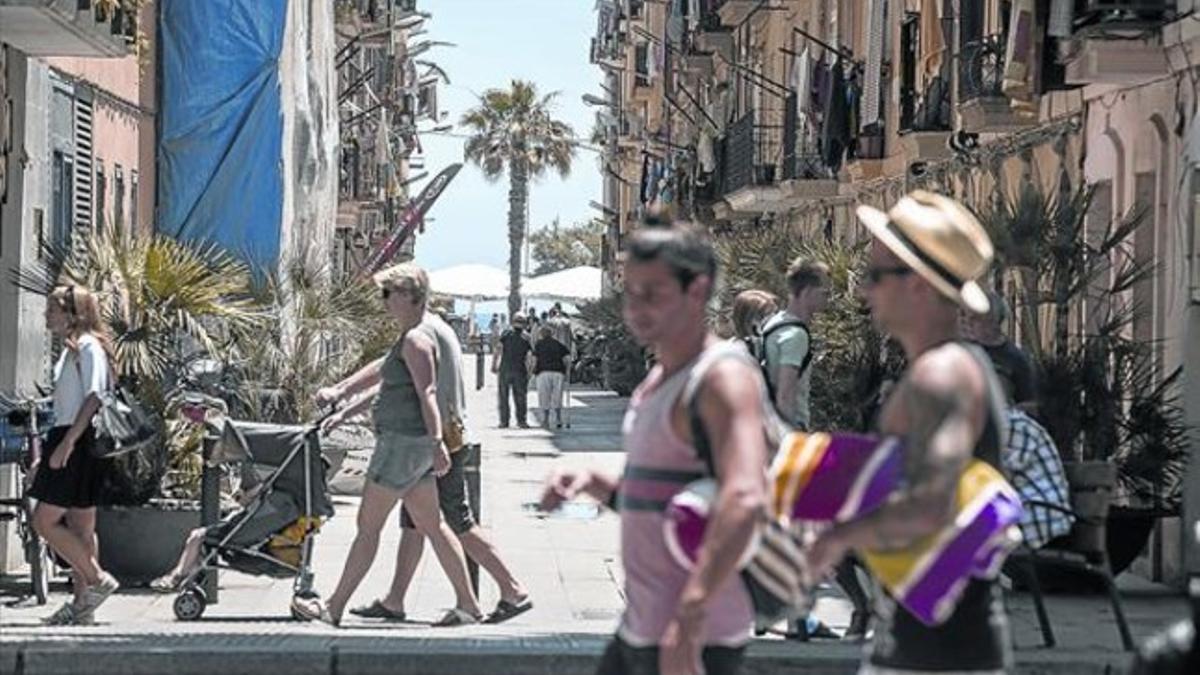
[979,181,1188,507]
[575,292,647,397]
[12,223,261,504]
[529,218,603,275]
[227,257,392,425]
[461,80,577,316]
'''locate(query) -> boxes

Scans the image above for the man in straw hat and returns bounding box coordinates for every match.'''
[807,190,1013,674]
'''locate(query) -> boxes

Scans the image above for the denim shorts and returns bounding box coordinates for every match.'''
[366,430,435,494]
[399,446,475,534]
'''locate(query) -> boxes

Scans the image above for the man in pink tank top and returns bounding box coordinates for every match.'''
[540,222,771,675]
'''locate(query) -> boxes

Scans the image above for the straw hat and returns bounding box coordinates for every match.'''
[856,190,994,315]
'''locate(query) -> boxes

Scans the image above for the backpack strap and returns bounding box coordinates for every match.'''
[761,319,814,379]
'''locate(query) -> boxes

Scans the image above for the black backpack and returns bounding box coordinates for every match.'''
[758,316,814,400]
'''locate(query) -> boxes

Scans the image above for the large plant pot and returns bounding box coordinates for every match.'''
[1106,506,1158,577]
[96,501,201,586]
[1063,461,1117,554]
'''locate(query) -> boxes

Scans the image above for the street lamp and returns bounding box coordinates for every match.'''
[581,93,612,108]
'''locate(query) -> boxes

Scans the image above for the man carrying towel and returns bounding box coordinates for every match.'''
[807,191,1012,674]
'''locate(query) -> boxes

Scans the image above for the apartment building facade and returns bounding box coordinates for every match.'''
[592,0,1200,584]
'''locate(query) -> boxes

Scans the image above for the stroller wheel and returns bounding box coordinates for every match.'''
[173,588,207,621]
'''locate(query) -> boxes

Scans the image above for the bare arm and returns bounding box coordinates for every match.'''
[829,348,984,551]
[336,357,385,399]
[678,359,769,617]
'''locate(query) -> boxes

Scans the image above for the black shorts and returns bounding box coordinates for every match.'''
[27,426,102,509]
[399,447,475,535]
[594,635,745,675]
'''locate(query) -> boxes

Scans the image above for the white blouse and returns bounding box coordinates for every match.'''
[52,334,111,428]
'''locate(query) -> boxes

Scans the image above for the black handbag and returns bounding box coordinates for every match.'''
[73,356,160,459]
[90,386,160,459]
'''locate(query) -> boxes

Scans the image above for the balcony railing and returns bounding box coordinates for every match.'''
[721,112,778,195]
[0,0,135,56]
[958,33,1007,102]
[780,95,834,180]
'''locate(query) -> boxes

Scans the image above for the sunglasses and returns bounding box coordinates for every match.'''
[381,287,411,300]
[863,266,913,285]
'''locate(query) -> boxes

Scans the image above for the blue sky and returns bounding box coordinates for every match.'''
[412,0,602,274]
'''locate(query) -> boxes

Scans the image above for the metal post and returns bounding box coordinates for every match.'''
[200,434,220,602]
[475,349,485,391]
[464,442,482,595]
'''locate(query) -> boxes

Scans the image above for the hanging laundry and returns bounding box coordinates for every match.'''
[790,46,813,115]
[821,59,850,174]
[1002,0,1036,111]
[861,0,885,131]
[919,0,946,91]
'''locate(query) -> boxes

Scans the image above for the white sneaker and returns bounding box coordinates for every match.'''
[42,601,76,626]
[76,572,120,614]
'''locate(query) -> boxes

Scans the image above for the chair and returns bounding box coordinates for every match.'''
[1005,496,1135,651]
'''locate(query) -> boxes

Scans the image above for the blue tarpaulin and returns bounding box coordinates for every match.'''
[158,0,286,273]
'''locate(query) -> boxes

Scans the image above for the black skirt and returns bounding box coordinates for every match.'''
[28,426,102,508]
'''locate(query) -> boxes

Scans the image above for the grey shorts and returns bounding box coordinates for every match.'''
[400,446,475,535]
[366,430,435,493]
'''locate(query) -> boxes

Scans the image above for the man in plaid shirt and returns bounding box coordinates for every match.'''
[1002,409,1074,549]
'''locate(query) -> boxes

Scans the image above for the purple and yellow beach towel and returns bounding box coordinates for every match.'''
[665,431,1023,627]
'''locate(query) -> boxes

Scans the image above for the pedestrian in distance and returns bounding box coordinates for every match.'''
[492,313,533,428]
[29,284,121,626]
[541,223,771,675]
[295,263,482,627]
[961,288,1039,415]
[760,258,830,431]
[728,288,778,356]
[532,326,570,428]
[807,190,1013,674]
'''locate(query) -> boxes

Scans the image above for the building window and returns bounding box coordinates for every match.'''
[114,164,125,232]
[130,169,139,232]
[51,151,74,249]
[95,162,106,230]
[634,43,650,87]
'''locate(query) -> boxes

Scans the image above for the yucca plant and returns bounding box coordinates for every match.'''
[979,181,1189,508]
[227,256,392,425]
[11,223,261,504]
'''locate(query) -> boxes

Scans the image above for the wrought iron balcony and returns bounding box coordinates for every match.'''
[1065,1,1173,84]
[721,112,777,195]
[958,33,1006,102]
[0,0,135,57]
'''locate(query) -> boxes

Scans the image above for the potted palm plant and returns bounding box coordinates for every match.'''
[979,181,1190,577]
[12,223,260,583]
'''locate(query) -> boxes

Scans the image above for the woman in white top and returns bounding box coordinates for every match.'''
[28,285,121,625]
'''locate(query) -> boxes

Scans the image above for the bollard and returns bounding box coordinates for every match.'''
[464,442,482,595]
[200,434,220,602]
[475,350,485,391]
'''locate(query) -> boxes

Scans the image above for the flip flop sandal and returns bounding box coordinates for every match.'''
[483,597,533,624]
[432,607,480,627]
[349,599,407,620]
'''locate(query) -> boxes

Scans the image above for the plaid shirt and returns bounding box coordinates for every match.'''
[1002,410,1075,548]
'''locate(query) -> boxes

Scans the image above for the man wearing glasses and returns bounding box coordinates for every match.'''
[807,191,1013,674]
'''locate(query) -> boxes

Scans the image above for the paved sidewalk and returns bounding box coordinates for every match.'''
[0,372,1190,674]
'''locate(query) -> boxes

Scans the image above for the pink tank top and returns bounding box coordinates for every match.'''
[616,346,755,647]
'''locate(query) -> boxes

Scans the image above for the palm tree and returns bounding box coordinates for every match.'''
[461,80,576,316]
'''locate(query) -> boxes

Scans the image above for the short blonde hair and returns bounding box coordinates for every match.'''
[372,263,429,307]
[731,289,778,339]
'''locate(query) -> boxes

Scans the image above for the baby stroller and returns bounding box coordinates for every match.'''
[172,419,334,621]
